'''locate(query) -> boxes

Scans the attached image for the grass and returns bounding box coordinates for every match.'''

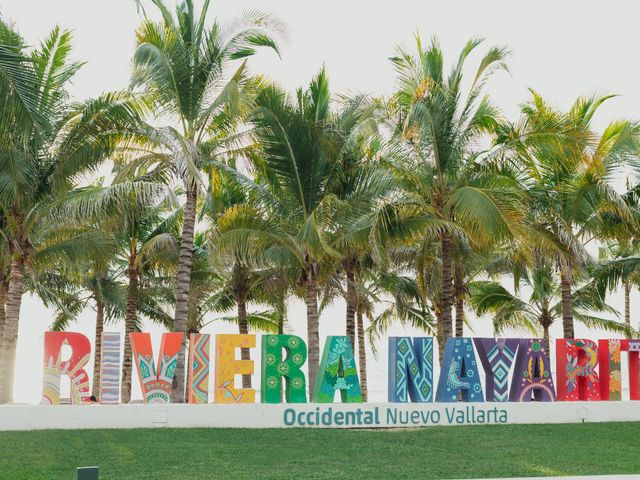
[0,423,637,479]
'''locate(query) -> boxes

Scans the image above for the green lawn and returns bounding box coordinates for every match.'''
[0,423,637,479]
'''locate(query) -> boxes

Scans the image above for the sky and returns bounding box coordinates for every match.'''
[1,0,639,403]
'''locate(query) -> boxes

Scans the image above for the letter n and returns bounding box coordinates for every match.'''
[388,337,433,402]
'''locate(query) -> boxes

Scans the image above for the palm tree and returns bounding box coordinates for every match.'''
[498,92,640,338]
[203,182,284,388]
[469,258,634,344]
[128,0,282,401]
[218,69,377,392]
[324,95,380,348]
[45,162,180,402]
[589,182,640,334]
[597,241,640,331]
[0,23,141,402]
[113,194,178,403]
[373,36,522,359]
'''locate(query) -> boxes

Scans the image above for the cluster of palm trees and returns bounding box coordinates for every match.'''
[1,0,640,404]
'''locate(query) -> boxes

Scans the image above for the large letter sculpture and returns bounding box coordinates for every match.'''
[313,336,363,403]
[130,332,183,404]
[509,339,555,402]
[474,338,519,402]
[42,332,91,405]
[99,332,121,404]
[214,334,256,404]
[556,339,601,401]
[435,337,484,402]
[388,337,433,402]
[188,333,210,404]
[628,340,640,400]
[599,339,640,400]
[261,334,307,403]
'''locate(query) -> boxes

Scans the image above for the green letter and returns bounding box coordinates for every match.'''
[313,336,363,403]
[261,335,307,403]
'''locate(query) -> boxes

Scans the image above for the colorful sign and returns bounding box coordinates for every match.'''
[39,331,640,408]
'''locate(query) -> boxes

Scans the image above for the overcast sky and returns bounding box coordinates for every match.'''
[1,0,639,403]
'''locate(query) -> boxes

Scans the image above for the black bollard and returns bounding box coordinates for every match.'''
[77,466,99,480]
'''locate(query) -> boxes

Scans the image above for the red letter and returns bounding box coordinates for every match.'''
[556,339,600,401]
[42,332,91,405]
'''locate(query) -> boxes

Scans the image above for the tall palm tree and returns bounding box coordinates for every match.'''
[326,100,388,349]
[217,69,373,392]
[113,194,178,403]
[598,241,640,331]
[498,92,640,338]
[0,23,141,402]
[129,0,282,401]
[203,181,284,388]
[469,258,634,344]
[373,36,523,359]
[590,182,640,334]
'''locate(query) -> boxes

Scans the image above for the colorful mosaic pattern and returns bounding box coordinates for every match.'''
[556,339,601,401]
[474,338,519,402]
[99,332,121,404]
[130,332,183,404]
[261,334,307,404]
[388,337,433,403]
[509,339,555,402]
[598,339,622,401]
[188,333,210,404]
[41,332,91,405]
[214,334,256,404]
[435,338,484,403]
[313,336,363,403]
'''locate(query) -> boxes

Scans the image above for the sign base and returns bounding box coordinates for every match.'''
[1,401,639,431]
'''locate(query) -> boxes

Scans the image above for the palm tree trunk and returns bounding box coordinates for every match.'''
[454,263,465,337]
[345,261,356,349]
[440,234,454,351]
[120,265,139,404]
[543,323,550,349]
[305,267,320,397]
[558,257,574,338]
[356,309,368,402]
[237,298,251,389]
[434,301,444,364]
[0,277,7,364]
[171,184,197,403]
[624,281,631,335]
[91,298,105,399]
[0,257,24,403]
